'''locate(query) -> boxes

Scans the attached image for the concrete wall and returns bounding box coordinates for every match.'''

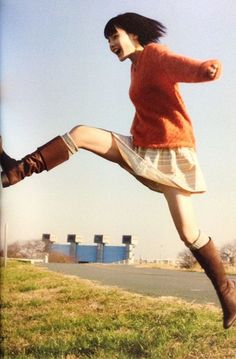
[47,233,137,264]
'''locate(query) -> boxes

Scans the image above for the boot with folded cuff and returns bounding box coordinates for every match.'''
[191,239,236,329]
[0,136,69,187]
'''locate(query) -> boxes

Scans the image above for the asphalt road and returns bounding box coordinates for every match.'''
[42,263,236,307]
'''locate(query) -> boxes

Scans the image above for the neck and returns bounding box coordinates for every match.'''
[129,47,144,65]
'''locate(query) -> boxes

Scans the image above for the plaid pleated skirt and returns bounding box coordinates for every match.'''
[112,133,206,194]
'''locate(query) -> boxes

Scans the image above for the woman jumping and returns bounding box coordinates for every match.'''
[1,13,236,329]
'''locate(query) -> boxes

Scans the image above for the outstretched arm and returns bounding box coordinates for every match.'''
[155,45,222,83]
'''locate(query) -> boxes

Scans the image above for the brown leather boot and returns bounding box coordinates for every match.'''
[191,239,236,329]
[1,136,69,187]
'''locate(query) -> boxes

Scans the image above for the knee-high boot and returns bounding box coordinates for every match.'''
[191,239,236,329]
[0,136,69,187]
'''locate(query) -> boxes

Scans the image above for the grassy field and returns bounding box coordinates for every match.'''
[1,261,236,359]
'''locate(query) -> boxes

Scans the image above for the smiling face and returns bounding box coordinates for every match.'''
[108,27,143,63]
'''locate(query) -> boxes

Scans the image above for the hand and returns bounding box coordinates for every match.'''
[207,63,219,79]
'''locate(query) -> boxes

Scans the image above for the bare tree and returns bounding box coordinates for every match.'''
[177,249,197,269]
[7,241,22,258]
[7,239,47,259]
[220,240,236,266]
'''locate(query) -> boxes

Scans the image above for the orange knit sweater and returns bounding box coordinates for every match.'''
[129,43,221,148]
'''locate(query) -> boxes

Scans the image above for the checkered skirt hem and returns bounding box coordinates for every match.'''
[112,133,207,194]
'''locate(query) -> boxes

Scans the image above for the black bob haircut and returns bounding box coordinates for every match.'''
[104,12,166,46]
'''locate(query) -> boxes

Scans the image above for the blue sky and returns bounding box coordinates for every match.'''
[1,0,236,259]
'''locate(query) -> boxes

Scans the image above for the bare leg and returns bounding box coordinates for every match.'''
[69,125,125,165]
[0,125,127,187]
[161,185,200,246]
[162,185,236,329]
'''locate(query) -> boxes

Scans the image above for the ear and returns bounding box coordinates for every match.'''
[131,33,138,40]
[129,33,140,44]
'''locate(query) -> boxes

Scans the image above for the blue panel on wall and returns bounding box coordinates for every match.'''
[76,245,97,263]
[51,244,71,256]
[103,246,127,263]
[50,243,127,263]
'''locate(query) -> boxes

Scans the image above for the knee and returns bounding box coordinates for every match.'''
[69,124,86,135]
[69,125,88,147]
[179,229,210,250]
[177,226,200,247]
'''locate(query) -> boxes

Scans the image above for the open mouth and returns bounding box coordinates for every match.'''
[114,48,122,57]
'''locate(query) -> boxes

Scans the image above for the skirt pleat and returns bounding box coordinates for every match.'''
[112,133,206,194]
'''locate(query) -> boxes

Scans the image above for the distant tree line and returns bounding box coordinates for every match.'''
[3,239,47,259]
[0,239,74,263]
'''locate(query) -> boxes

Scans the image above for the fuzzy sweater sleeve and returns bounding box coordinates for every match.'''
[151,44,222,83]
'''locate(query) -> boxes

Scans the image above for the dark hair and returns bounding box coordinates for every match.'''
[104,12,166,46]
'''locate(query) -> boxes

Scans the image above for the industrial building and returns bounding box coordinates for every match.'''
[42,233,137,264]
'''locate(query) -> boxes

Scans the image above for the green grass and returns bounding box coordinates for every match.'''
[1,261,236,359]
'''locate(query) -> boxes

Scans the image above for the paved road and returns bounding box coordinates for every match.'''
[42,263,236,306]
